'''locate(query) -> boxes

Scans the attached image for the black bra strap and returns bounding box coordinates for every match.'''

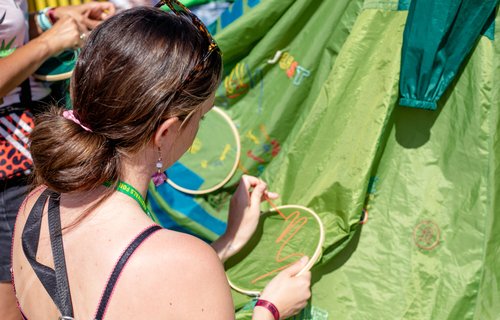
[22,190,56,298]
[94,225,162,320]
[47,193,74,317]
[22,190,74,318]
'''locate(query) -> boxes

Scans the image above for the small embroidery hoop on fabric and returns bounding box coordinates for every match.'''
[33,50,78,81]
[226,204,325,297]
[166,106,241,195]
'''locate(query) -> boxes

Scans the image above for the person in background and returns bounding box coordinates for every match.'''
[110,0,153,11]
[0,1,115,319]
[11,4,311,320]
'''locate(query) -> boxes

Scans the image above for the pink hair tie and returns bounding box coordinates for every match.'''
[62,110,92,132]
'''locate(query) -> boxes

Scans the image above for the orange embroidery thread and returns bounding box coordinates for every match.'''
[250,196,308,284]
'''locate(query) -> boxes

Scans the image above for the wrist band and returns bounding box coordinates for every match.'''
[47,8,57,24]
[35,7,54,32]
[255,299,280,320]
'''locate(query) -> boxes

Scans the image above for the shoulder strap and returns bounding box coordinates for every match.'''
[21,189,74,318]
[22,190,56,298]
[20,79,32,106]
[47,192,74,317]
[94,225,162,320]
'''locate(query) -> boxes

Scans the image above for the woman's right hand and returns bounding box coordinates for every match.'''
[255,256,312,319]
[36,16,86,56]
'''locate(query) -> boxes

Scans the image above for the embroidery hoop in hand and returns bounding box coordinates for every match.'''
[225,203,325,296]
[33,49,78,82]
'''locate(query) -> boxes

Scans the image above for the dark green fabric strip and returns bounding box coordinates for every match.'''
[399,98,436,111]
[399,0,499,110]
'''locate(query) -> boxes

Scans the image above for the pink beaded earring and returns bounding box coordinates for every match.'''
[152,147,167,186]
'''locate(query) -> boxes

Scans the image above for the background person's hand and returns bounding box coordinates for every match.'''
[36,16,84,55]
[51,2,115,30]
[257,256,312,319]
[35,2,116,55]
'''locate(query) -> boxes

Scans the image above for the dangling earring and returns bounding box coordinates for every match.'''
[152,147,167,187]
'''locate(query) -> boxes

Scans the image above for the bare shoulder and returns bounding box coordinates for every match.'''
[107,229,235,319]
[17,185,47,220]
[142,229,227,284]
[146,229,221,269]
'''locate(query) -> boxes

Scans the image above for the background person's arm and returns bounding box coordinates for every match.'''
[0,2,115,99]
[0,17,82,98]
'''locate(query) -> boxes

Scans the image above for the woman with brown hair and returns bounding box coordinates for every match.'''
[0,1,115,318]
[10,4,311,319]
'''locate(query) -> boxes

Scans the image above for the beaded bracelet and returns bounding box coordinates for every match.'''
[255,299,280,320]
[35,7,54,32]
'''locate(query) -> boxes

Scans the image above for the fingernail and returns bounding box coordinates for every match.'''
[267,192,279,198]
[300,256,308,263]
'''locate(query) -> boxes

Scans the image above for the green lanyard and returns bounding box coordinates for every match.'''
[105,181,158,223]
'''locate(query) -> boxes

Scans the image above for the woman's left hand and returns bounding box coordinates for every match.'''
[51,2,116,31]
[212,175,279,262]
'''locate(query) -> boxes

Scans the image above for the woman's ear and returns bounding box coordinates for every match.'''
[153,117,180,148]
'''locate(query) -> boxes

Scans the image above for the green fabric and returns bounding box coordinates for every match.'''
[226,207,323,294]
[148,183,223,240]
[399,0,499,110]
[165,107,239,193]
[312,30,500,319]
[215,0,368,278]
[180,0,232,8]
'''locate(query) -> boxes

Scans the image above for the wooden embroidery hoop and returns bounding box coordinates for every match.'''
[227,204,325,297]
[33,50,78,81]
[166,106,241,195]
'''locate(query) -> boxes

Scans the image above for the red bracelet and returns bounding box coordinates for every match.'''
[47,8,57,24]
[255,299,280,320]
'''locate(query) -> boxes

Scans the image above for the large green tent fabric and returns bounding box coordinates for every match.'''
[147,0,500,318]
[399,0,499,110]
[309,12,500,320]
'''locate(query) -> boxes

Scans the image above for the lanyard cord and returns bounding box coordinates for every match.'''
[105,181,158,223]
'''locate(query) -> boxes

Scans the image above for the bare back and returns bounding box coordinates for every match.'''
[11,186,234,319]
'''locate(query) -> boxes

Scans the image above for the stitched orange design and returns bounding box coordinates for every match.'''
[250,196,307,284]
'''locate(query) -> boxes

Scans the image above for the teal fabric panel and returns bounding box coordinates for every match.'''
[397,0,410,10]
[399,0,499,110]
